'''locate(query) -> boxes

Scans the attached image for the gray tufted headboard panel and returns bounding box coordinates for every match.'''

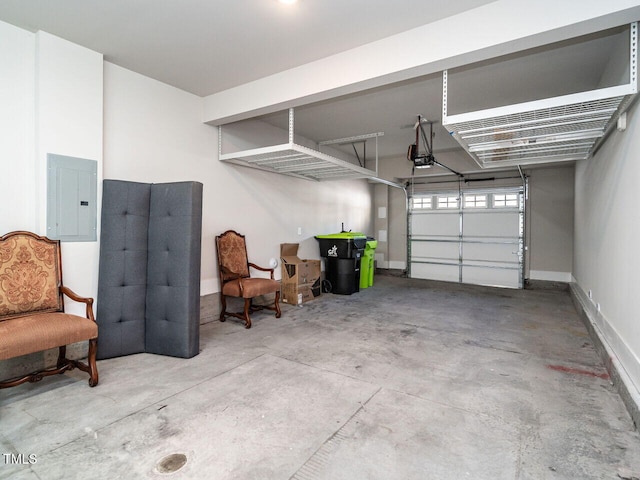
[97,180,151,359]
[97,180,203,360]
[145,182,202,359]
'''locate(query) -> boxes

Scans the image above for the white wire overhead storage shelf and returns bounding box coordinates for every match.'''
[219,142,376,181]
[219,108,401,187]
[442,22,638,169]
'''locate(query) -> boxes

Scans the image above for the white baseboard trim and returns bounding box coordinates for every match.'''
[200,278,217,296]
[387,261,406,270]
[529,270,572,282]
[570,279,640,427]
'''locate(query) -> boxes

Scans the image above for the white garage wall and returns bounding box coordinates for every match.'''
[527,165,574,282]
[0,21,35,233]
[103,63,373,295]
[1,21,373,307]
[573,103,640,399]
[35,32,104,317]
[0,23,103,318]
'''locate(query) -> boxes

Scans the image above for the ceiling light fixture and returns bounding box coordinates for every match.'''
[278,0,297,4]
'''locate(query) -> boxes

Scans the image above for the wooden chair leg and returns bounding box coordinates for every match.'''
[57,345,68,369]
[219,293,227,322]
[242,298,252,329]
[274,291,282,318]
[87,338,99,387]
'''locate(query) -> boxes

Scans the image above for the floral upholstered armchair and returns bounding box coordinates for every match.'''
[0,231,98,388]
[215,230,281,329]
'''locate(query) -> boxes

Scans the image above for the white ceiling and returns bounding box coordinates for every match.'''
[0,1,633,174]
[0,0,496,96]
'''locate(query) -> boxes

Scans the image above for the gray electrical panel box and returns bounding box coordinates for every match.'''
[47,154,97,242]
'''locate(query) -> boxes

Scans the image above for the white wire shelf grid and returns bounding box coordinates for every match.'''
[218,109,401,187]
[442,22,637,169]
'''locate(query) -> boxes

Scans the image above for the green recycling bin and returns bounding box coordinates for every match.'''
[359,238,377,289]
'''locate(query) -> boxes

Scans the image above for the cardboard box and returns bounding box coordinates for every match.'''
[280,243,321,305]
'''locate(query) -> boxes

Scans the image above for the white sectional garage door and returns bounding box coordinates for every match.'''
[409,187,524,288]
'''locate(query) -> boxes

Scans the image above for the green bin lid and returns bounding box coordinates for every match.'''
[315,232,367,239]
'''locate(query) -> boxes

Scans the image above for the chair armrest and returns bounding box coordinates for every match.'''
[249,263,275,279]
[60,285,95,322]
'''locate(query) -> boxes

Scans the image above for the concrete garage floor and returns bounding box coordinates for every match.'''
[2,275,640,479]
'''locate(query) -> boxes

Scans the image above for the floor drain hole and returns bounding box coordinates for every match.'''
[156,453,187,474]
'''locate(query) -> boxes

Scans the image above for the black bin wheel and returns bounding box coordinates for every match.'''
[322,279,332,293]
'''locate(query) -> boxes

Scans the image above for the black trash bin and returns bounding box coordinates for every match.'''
[315,233,367,295]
